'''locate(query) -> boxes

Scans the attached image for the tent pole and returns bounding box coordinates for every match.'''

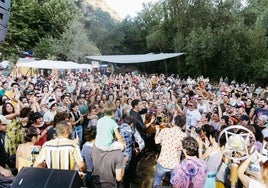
[164,60,168,74]
[25,68,30,76]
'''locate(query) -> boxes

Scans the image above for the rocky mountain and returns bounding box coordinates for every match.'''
[79,0,123,22]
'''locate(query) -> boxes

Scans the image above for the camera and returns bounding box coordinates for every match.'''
[189,126,201,134]
[195,127,201,133]
[32,147,40,155]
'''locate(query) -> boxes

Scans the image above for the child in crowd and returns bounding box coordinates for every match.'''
[94,101,126,151]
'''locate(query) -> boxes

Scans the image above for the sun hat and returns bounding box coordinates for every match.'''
[47,98,57,109]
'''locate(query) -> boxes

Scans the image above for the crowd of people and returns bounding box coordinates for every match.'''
[0,70,267,188]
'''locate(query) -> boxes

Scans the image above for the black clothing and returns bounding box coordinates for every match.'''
[46,127,57,141]
[0,132,6,168]
[128,109,158,185]
[129,109,148,140]
[70,111,82,127]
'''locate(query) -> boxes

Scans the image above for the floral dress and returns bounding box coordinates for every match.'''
[170,157,208,188]
[5,118,22,156]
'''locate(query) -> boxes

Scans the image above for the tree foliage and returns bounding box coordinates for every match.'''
[118,0,268,84]
[1,0,96,62]
[81,3,125,55]
[1,0,268,84]
[48,19,100,62]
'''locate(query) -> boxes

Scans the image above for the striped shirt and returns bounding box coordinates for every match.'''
[35,137,83,170]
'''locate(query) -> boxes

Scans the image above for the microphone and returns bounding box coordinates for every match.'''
[218,125,256,188]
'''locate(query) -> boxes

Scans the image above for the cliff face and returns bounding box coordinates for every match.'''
[79,0,122,22]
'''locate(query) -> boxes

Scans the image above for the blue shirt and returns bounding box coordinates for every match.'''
[81,142,93,172]
[119,123,144,167]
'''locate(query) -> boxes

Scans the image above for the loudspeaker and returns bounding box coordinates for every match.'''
[0,0,11,42]
[11,167,83,188]
[0,25,7,42]
[0,8,10,27]
[0,0,11,11]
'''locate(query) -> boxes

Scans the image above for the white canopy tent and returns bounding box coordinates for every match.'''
[85,53,185,64]
[14,59,93,77]
[16,60,92,69]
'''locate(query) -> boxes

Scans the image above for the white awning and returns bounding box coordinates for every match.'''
[85,53,185,64]
[16,60,91,69]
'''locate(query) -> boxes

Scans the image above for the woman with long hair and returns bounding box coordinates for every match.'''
[220,115,230,130]
[69,102,83,146]
[244,98,255,121]
[39,84,51,114]
[238,153,268,188]
[197,124,223,188]
[2,102,17,120]
[3,102,21,157]
[16,127,41,172]
[30,112,51,146]
[87,104,99,127]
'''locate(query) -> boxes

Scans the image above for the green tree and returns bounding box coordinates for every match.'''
[1,0,82,61]
[118,17,148,55]
[1,0,42,59]
[83,6,125,55]
[48,19,100,62]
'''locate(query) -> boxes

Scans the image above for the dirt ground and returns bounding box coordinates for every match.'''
[117,153,156,188]
[118,152,172,188]
[132,154,157,188]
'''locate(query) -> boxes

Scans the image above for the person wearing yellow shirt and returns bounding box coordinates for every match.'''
[5,82,21,108]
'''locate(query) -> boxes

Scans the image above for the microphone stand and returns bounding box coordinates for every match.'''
[218,125,256,188]
[230,160,238,188]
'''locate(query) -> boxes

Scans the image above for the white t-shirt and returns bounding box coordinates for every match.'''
[197,103,209,113]
[249,179,266,188]
[185,109,201,131]
[43,110,55,124]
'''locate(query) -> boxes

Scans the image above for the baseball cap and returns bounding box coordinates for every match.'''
[77,95,85,100]
[47,98,57,109]
[240,114,250,121]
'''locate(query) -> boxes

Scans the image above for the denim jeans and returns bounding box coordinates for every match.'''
[71,125,83,142]
[204,172,216,188]
[85,171,94,188]
[153,163,173,188]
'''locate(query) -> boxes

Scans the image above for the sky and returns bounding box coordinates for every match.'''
[104,0,159,18]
